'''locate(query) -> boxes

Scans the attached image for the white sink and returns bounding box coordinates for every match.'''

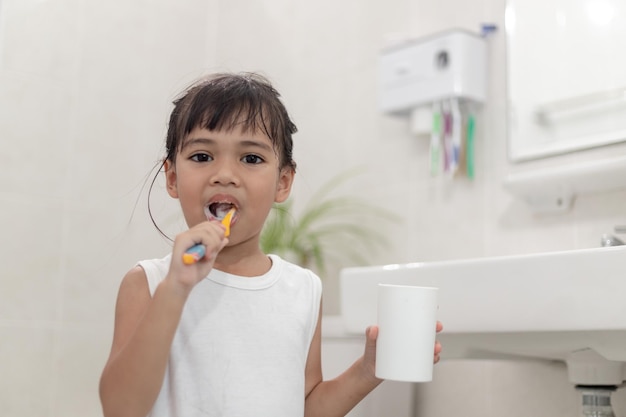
[340,246,626,385]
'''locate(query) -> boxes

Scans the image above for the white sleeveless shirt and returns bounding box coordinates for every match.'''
[138,254,323,417]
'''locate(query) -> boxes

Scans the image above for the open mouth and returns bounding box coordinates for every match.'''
[205,202,236,221]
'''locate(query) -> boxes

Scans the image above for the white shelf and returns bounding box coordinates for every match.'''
[503,155,626,213]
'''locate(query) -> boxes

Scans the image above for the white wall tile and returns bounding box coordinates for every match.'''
[60,202,176,325]
[416,359,581,417]
[0,0,85,81]
[0,195,63,321]
[415,360,491,417]
[0,72,72,199]
[407,179,488,261]
[487,360,579,417]
[612,388,626,417]
[215,0,297,79]
[0,326,56,417]
[573,189,626,249]
[52,326,111,417]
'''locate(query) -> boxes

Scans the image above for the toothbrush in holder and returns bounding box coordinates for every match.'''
[182,208,235,265]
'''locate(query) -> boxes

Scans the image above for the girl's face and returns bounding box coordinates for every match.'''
[164,125,293,247]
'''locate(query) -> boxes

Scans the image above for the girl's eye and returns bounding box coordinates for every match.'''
[242,154,264,164]
[190,153,212,162]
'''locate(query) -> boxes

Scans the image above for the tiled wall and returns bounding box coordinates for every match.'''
[0,0,217,415]
[2,0,626,416]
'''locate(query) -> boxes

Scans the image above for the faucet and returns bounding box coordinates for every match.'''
[601,226,626,247]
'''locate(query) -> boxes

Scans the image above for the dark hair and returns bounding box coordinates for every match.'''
[165,72,297,171]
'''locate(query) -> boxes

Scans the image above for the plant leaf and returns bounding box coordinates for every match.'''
[259,168,401,276]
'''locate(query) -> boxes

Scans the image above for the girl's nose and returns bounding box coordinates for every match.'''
[210,159,239,185]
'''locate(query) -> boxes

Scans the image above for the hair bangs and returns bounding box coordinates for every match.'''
[165,72,296,171]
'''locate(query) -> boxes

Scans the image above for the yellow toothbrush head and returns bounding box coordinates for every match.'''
[221,208,236,237]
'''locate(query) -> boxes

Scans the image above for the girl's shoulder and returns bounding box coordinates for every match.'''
[270,254,316,275]
[269,254,323,290]
[136,253,172,297]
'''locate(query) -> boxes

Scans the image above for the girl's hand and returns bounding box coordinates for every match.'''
[167,220,228,293]
[361,321,444,380]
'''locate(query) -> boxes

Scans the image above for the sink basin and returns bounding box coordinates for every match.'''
[340,246,626,385]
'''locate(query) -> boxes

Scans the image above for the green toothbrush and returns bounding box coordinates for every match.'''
[466,114,475,180]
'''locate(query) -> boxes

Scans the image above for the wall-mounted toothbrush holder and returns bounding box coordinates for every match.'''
[378,29,487,179]
[378,29,487,116]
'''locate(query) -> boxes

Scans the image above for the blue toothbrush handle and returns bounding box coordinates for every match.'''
[183,244,206,265]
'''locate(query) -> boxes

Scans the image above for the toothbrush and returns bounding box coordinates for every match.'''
[466,113,475,180]
[182,208,236,265]
[450,98,461,176]
[430,102,442,176]
[442,101,452,174]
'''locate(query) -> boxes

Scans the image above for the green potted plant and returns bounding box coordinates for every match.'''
[260,169,400,276]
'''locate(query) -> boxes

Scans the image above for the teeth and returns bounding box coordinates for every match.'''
[205,202,235,220]
[215,204,232,219]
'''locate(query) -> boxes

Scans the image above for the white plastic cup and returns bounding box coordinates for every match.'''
[375,284,439,382]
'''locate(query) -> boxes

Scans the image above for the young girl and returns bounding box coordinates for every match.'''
[99,72,442,417]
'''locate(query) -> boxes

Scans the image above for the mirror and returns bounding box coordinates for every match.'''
[506,0,626,161]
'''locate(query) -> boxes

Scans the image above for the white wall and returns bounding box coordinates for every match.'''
[2,0,626,416]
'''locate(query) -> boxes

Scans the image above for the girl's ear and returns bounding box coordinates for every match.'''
[275,167,295,203]
[164,160,179,199]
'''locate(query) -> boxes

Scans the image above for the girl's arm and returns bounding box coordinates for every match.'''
[99,267,191,417]
[99,220,228,417]
[304,309,382,417]
[304,305,443,417]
